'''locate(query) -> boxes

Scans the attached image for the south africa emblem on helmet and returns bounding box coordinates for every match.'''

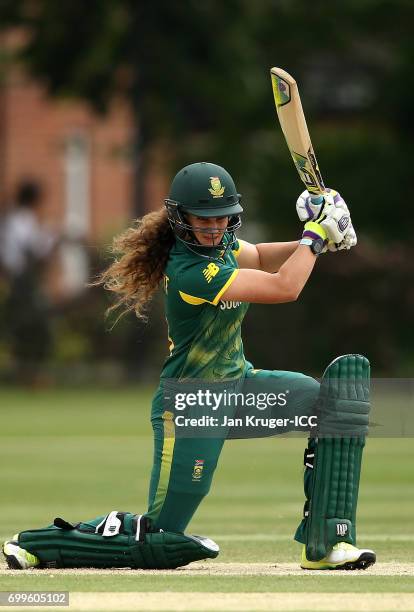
[208,176,225,198]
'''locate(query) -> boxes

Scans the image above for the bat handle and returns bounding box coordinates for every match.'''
[310,195,324,205]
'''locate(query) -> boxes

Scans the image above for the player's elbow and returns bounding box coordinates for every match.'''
[287,289,300,302]
[281,288,300,303]
[272,281,301,303]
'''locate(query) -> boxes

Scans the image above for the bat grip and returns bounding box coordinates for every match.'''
[310,195,324,205]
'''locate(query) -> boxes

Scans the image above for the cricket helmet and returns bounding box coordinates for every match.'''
[165,162,243,257]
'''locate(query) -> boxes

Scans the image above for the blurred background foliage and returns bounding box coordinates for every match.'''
[0,0,413,379]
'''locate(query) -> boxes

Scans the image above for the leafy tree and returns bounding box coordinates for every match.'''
[1,0,413,373]
[1,0,413,227]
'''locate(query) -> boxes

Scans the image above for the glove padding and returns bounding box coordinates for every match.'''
[296,188,345,222]
[297,188,357,252]
[326,223,357,252]
[321,204,351,244]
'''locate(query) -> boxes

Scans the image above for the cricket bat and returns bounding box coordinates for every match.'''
[270,67,326,204]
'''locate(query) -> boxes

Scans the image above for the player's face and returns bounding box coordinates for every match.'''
[186,213,229,246]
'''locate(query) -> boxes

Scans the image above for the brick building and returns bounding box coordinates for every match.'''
[0,71,172,301]
[0,62,136,299]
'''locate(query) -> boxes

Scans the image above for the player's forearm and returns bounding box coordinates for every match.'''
[221,243,317,304]
[275,244,317,300]
[256,241,299,272]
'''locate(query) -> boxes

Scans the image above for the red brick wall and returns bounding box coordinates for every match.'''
[0,71,134,239]
[0,58,174,300]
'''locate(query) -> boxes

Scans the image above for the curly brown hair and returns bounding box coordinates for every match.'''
[94,207,175,322]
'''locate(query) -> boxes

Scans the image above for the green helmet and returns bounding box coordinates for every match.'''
[168,161,243,216]
[165,162,243,257]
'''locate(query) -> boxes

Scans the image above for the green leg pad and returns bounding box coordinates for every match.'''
[18,512,219,569]
[295,354,370,561]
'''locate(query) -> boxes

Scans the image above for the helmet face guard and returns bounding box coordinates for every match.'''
[165,162,243,260]
[165,198,242,259]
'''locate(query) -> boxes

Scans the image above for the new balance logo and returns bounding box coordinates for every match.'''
[336,523,348,537]
[203,263,219,283]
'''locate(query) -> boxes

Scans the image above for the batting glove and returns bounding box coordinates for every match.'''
[296,188,349,222]
[297,188,357,252]
[327,223,357,251]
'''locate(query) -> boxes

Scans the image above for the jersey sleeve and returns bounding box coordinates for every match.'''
[177,260,239,306]
[231,239,244,258]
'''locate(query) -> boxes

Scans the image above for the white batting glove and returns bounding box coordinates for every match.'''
[296,188,349,222]
[327,223,357,251]
[297,188,357,252]
[319,204,357,252]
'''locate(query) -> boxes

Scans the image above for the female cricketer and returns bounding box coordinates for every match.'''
[3,162,375,571]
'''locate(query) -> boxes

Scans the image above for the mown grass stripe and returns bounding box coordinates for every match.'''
[64,592,414,611]
[209,533,414,541]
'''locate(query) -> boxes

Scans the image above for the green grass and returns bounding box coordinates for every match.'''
[0,386,413,598]
[0,574,414,593]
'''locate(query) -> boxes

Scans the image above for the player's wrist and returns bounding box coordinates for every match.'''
[299,236,325,256]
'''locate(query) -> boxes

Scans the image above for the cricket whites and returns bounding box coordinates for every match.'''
[270,67,326,205]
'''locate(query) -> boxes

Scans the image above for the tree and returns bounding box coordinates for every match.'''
[1,0,413,373]
[0,0,265,214]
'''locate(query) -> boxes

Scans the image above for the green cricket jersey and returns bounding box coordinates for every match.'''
[160,235,250,380]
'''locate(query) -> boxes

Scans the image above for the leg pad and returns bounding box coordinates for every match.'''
[295,355,370,561]
[18,511,219,569]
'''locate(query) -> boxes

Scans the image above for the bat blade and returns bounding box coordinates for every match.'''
[270,67,326,200]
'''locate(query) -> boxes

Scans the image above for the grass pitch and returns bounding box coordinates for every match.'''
[0,386,413,610]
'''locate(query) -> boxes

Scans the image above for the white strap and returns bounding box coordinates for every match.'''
[95,515,108,534]
[135,515,143,541]
[95,510,122,537]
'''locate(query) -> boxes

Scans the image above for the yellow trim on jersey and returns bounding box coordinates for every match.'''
[233,239,245,258]
[179,291,210,305]
[178,268,239,307]
[168,334,175,354]
[149,411,175,520]
[211,269,239,305]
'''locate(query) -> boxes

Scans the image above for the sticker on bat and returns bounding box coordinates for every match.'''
[271,75,291,107]
[307,148,325,192]
[291,151,320,193]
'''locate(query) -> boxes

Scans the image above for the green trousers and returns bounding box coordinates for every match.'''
[145,366,319,532]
